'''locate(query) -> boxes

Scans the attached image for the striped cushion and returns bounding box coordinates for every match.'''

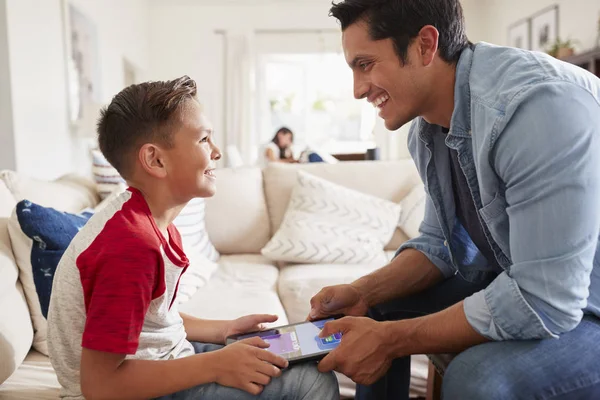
[90,150,219,262]
[91,150,126,200]
[173,198,220,262]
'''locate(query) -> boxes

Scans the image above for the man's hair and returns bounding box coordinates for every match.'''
[330,0,469,64]
[97,75,198,178]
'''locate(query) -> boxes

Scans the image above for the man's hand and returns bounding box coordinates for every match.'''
[308,284,369,320]
[317,317,394,385]
[213,337,288,395]
[222,314,278,343]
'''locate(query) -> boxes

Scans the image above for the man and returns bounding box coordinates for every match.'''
[309,0,600,398]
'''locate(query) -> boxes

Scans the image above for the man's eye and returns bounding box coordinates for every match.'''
[360,62,371,70]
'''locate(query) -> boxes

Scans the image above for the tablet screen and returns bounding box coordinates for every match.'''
[236,318,341,360]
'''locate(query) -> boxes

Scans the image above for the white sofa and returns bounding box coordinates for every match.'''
[0,160,429,399]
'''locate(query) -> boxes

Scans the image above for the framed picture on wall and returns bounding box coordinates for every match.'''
[60,0,102,135]
[507,18,531,50]
[531,5,559,52]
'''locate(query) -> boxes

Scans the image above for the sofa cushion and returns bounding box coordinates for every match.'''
[91,149,127,199]
[262,171,400,265]
[0,171,99,214]
[262,161,422,251]
[173,197,220,262]
[0,181,34,385]
[204,167,271,254]
[0,350,59,399]
[179,254,288,326]
[398,182,426,239]
[8,201,94,356]
[277,261,385,324]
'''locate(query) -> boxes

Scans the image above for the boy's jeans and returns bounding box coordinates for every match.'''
[155,342,338,400]
[356,274,600,400]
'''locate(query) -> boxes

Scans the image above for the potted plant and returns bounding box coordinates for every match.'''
[547,37,577,59]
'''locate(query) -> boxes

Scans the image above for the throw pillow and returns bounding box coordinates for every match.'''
[261,171,401,264]
[397,183,426,239]
[91,149,126,200]
[91,149,220,262]
[8,200,93,355]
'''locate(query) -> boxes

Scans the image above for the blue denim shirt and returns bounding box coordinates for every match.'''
[398,42,600,340]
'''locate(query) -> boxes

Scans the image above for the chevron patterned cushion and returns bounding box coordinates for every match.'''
[261,171,401,264]
[397,183,426,239]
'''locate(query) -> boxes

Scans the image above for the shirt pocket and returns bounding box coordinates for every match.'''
[478,192,511,261]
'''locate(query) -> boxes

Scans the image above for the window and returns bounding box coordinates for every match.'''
[257,52,376,156]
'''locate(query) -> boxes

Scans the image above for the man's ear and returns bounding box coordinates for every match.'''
[416,25,439,67]
[138,144,167,178]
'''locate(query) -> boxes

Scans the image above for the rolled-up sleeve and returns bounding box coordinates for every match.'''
[464,82,600,341]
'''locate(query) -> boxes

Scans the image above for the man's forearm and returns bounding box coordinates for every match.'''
[387,301,489,357]
[180,312,229,344]
[352,248,444,308]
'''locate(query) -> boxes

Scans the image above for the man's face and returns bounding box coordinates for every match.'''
[164,100,221,200]
[342,21,428,131]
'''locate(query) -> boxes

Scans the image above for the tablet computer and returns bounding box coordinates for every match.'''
[225,317,342,365]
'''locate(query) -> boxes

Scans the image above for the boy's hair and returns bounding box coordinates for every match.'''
[97,75,198,178]
[329,0,469,64]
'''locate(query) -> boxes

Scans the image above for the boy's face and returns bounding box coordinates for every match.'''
[163,100,221,201]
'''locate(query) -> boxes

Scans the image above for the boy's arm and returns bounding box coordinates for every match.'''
[180,312,229,344]
[80,348,217,400]
[81,336,288,400]
[181,312,280,344]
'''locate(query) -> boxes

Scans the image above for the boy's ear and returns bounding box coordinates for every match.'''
[138,144,167,178]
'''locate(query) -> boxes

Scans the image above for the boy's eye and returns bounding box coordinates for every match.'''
[200,136,209,143]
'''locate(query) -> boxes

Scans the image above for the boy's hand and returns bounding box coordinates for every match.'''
[222,314,278,343]
[214,336,288,395]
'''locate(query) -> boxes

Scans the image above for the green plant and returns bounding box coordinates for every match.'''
[547,37,578,58]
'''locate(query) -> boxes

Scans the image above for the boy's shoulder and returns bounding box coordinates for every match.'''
[72,188,162,260]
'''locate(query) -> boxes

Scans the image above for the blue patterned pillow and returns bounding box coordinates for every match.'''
[15,200,92,316]
[8,200,92,355]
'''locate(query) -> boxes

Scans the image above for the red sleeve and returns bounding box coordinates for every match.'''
[78,238,165,354]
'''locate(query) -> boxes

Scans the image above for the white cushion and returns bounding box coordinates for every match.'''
[178,254,288,326]
[0,170,98,213]
[205,167,271,254]
[277,261,385,324]
[262,161,421,251]
[398,183,426,239]
[262,171,401,265]
[91,149,126,199]
[0,350,59,399]
[177,253,218,305]
[174,198,220,262]
[0,181,33,385]
[7,208,50,356]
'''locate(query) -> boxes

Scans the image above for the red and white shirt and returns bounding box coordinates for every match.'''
[47,188,194,399]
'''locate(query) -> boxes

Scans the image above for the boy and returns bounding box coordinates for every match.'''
[47,76,338,400]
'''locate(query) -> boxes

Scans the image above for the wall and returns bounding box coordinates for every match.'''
[1,0,150,180]
[0,0,15,171]
[481,0,600,51]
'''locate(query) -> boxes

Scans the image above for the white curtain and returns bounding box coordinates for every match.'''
[224,31,256,167]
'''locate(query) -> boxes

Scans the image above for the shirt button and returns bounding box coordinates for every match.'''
[443,240,448,247]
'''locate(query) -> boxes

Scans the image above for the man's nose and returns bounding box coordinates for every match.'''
[353,74,369,100]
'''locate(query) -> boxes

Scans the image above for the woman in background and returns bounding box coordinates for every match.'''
[263,127,297,165]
